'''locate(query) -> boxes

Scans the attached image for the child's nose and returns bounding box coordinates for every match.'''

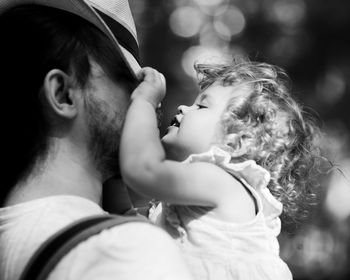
[177,105,190,114]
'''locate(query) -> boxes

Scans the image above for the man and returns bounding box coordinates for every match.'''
[0,0,192,279]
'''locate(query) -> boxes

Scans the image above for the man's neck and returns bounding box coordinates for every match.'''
[5,138,103,207]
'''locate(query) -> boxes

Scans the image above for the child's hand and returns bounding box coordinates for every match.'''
[131,67,166,109]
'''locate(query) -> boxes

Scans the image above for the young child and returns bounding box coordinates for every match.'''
[120,57,322,280]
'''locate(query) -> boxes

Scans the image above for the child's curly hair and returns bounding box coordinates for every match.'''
[195,57,324,226]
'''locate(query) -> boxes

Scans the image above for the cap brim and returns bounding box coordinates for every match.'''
[0,0,141,79]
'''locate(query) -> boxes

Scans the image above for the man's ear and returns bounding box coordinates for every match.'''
[42,69,78,119]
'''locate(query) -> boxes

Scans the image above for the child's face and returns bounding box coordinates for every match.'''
[162,84,239,161]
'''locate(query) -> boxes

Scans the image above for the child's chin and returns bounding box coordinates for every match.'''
[161,129,175,143]
[164,125,178,135]
[161,136,172,151]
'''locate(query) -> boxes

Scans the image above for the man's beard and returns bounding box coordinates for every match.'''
[85,96,124,180]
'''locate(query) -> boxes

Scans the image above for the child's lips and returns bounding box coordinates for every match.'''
[170,116,180,127]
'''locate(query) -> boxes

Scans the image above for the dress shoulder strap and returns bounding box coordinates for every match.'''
[19,214,148,280]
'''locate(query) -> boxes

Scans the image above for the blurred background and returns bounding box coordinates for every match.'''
[129,0,350,279]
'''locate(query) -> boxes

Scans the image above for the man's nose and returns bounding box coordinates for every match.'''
[177,105,190,114]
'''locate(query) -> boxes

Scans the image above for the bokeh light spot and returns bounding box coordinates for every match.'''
[271,0,306,27]
[316,68,346,105]
[181,45,231,77]
[169,6,203,38]
[214,5,246,39]
[193,0,227,15]
[193,0,224,6]
[324,159,350,221]
[268,36,298,65]
[199,23,223,47]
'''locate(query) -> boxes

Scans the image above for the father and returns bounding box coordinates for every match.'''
[0,0,192,279]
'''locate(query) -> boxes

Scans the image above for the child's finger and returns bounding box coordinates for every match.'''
[136,71,144,81]
[140,67,157,80]
[140,67,164,84]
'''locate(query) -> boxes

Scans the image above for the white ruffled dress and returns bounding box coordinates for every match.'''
[149,147,292,280]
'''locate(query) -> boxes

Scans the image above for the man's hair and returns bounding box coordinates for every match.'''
[0,5,137,203]
[195,57,326,227]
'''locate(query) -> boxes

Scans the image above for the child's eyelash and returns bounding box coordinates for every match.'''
[197,104,207,109]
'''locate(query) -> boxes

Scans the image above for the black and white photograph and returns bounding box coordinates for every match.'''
[0,1,349,280]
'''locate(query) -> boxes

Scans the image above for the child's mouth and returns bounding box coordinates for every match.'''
[170,116,180,127]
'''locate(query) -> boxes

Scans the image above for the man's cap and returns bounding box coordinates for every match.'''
[0,0,141,79]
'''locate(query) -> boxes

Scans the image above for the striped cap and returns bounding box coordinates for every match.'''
[0,0,141,78]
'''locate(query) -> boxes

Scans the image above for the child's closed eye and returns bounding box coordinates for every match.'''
[197,104,208,109]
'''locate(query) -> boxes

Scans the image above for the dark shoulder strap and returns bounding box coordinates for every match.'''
[20,214,147,280]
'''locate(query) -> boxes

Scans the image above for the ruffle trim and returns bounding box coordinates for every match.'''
[187,146,283,234]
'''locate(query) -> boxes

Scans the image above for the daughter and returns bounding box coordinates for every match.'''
[120,57,322,279]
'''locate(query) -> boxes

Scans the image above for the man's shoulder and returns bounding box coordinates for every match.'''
[90,220,174,247]
[48,219,193,280]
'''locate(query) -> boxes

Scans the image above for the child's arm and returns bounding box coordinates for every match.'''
[120,68,242,207]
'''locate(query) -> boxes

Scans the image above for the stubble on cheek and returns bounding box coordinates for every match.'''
[85,96,124,178]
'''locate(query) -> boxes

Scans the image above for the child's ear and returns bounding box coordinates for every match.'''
[224,133,248,157]
[229,146,248,158]
[42,69,78,119]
